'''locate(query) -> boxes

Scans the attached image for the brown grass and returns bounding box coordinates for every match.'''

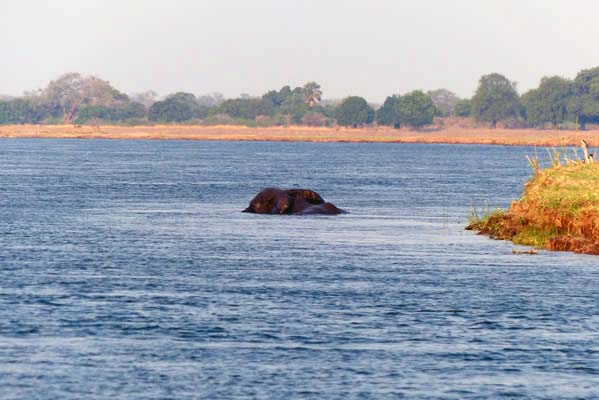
[2,122,599,146]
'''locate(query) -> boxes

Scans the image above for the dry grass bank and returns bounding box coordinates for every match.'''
[467,161,599,255]
[1,123,599,146]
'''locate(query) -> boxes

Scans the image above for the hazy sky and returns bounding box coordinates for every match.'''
[2,0,599,102]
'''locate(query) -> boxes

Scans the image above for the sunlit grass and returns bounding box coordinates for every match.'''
[468,154,599,254]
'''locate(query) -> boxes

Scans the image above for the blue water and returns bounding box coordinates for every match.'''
[1,139,598,399]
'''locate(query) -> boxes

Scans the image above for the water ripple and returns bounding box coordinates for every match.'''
[0,139,598,399]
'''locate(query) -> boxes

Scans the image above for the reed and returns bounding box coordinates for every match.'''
[467,146,599,254]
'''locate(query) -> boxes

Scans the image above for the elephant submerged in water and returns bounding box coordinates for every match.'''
[243,188,345,215]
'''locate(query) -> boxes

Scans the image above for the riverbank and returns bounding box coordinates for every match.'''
[2,124,599,146]
[467,160,599,255]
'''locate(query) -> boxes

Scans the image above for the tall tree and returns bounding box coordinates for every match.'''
[471,73,521,128]
[397,91,437,129]
[335,96,374,127]
[303,82,322,107]
[263,86,292,107]
[427,89,459,116]
[278,87,309,123]
[521,76,573,128]
[42,73,127,123]
[570,67,599,129]
[376,95,401,128]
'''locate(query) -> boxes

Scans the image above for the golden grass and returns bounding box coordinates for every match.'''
[468,162,599,255]
[2,123,599,146]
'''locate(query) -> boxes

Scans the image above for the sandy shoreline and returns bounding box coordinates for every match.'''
[1,124,599,147]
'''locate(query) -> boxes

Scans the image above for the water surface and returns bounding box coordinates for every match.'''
[1,139,598,399]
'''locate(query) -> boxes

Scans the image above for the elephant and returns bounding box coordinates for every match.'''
[243,188,345,215]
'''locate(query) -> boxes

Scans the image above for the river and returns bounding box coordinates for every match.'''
[1,139,597,399]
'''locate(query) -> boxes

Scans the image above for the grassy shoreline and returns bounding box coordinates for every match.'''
[467,160,599,255]
[2,124,599,146]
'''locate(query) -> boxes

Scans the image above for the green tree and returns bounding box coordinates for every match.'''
[303,81,322,107]
[397,90,436,129]
[520,90,541,126]
[263,86,293,107]
[376,95,401,128]
[260,84,315,123]
[279,89,309,124]
[149,99,192,122]
[335,96,374,127]
[149,92,207,122]
[471,73,521,128]
[275,86,293,105]
[454,99,471,117]
[217,98,275,120]
[0,98,54,124]
[318,103,338,119]
[75,102,146,124]
[262,90,280,106]
[569,67,599,129]
[0,99,34,124]
[521,76,573,128]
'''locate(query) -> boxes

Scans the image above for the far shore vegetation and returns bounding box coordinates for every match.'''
[2,66,599,131]
[467,147,599,255]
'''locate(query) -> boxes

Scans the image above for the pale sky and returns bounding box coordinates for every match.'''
[2,0,599,102]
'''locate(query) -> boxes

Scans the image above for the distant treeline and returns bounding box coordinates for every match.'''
[2,67,599,129]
